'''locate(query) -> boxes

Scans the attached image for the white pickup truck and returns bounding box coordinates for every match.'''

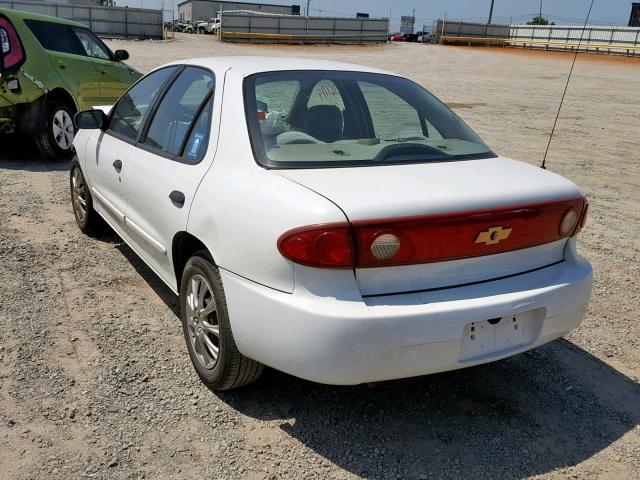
[196,17,220,34]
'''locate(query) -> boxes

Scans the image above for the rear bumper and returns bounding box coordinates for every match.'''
[222,257,592,385]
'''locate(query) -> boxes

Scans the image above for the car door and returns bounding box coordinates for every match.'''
[122,66,218,287]
[84,66,179,230]
[23,20,101,107]
[71,27,139,104]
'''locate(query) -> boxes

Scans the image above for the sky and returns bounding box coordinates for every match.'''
[305,0,633,28]
[122,0,635,29]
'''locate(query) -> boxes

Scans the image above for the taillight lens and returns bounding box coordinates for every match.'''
[1,28,9,54]
[0,16,24,73]
[575,201,589,235]
[278,223,354,268]
[278,197,587,269]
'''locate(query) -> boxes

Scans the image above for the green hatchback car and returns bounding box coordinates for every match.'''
[0,8,142,157]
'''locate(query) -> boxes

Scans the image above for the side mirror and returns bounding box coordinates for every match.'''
[113,49,129,61]
[75,110,108,130]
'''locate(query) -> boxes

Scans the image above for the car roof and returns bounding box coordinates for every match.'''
[0,7,86,28]
[177,56,396,78]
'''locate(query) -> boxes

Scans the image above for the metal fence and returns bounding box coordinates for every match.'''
[509,25,640,53]
[435,19,510,42]
[434,19,640,55]
[0,0,164,39]
[221,12,389,44]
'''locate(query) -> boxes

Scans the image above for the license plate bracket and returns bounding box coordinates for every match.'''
[458,310,539,362]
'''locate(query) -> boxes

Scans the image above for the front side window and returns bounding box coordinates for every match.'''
[25,20,80,55]
[72,27,111,60]
[109,66,178,141]
[245,71,495,168]
[142,67,214,159]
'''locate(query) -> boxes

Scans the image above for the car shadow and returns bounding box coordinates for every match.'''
[114,240,181,317]
[217,341,638,479]
[108,235,639,479]
[0,135,71,172]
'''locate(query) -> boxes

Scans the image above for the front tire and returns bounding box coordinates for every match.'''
[70,157,101,234]
[35,100,76,158]
[180,252,263,390]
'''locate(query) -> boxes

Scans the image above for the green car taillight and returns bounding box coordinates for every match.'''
[0,16,25,73]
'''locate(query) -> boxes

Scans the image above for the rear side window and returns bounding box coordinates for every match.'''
[72,27,111,60]
[142,67,214,161]
[25,20,81,56]
[183,96,213,163]
[108,66,178,141]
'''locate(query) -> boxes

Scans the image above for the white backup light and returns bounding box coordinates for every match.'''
[370,233,401,260]
[560,209,579,236]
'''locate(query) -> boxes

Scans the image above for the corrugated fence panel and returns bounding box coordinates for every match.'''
[436,20,510,40]
[337,20,362,30]
[221,13,389,43]
[509,25,640,53]
[434,20,639,54]
[280,16,306,30]
[0,0,163,38]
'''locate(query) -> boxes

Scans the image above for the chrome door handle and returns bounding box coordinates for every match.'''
[169,190,185,208]
[113,159,122,172]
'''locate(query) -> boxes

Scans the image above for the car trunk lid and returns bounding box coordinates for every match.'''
[277,156,584,296]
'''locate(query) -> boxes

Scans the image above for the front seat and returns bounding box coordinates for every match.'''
[304,105,344,143]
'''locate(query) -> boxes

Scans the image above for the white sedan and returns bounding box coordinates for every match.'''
[70,57,592,390]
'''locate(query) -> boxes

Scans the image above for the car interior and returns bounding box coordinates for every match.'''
[253,75,493,166]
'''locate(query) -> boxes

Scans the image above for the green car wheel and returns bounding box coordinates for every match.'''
[35,100,77,159]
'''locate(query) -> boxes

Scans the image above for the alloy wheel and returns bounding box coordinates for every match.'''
[71,166,87,223]
[185,273,220,369]
[52,110,75,150]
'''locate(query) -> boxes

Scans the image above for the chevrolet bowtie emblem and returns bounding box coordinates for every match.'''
[475,226,512,245]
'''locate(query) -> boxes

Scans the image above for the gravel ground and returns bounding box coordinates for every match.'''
[1,35,639,480]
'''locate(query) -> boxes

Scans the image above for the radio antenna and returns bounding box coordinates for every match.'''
[541,0,595,169]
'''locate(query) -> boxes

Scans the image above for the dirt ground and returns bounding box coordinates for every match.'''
[1,34,639,480]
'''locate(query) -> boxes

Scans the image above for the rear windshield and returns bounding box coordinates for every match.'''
[244,71,495,169]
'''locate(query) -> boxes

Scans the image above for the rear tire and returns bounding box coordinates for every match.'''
[180,251,263,390]
[35,100,76,158]
[70,157,101,234]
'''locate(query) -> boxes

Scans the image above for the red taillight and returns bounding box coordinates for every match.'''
[278,223,354,268]
[354,197,586,267]
[0,16,24,73]
[278,197,587,269]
